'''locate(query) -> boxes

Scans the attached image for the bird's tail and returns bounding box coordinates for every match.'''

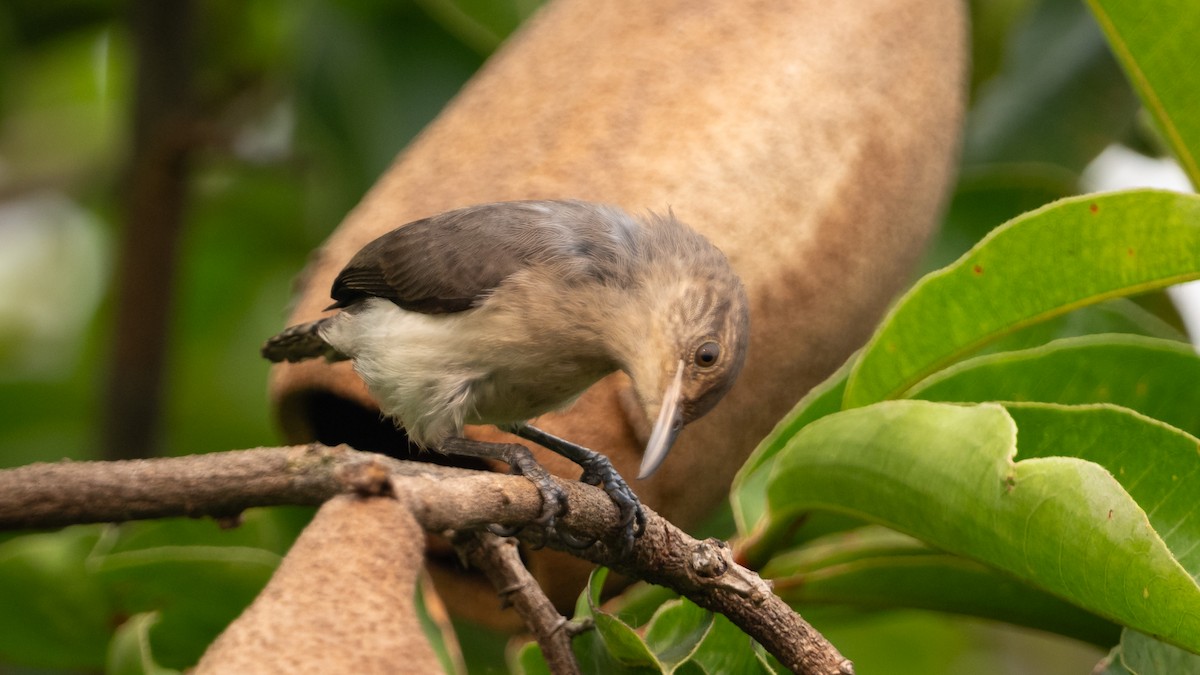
[261,318,347,363]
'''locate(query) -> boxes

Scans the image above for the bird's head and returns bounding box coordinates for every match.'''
[620,218,750,479]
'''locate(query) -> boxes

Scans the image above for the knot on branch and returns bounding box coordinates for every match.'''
[336,458,395,498]
[690,537,772,604]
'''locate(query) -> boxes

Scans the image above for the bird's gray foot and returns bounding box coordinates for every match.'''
[440,437,568,534]
[578,453,646,547]
[513,424,646,551]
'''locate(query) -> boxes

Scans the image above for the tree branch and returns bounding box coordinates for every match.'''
[0,445,852,675]
[457,531,581,675]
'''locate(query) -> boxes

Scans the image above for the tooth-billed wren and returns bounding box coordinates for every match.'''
[263,200,749,542]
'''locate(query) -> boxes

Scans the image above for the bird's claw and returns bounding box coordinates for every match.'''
[439,437,570,539]
[579,454,646,550]
[514,425,647,550]
[509,461,595,549]
[508,449,641,552]
[554,527,598,550]
[505,448,569,532]
[487,523,524,538]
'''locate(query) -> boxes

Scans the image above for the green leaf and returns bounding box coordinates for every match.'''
[981,297,1187,355]
[764,526,1119,647]
[516,569,667,674]
[0,527,111,669]
[415,576,464,675]
[1117,629,1200,674]
[579,566,608,620]
[687,613,777,675]
[731,356,852,535]
[603,582,679,629]
[642,599,713,671]
[911,334,1200,437]
[844,190,1200,408]
[755,401,1200,653]
[735,304,1189,552]
[107,613,181,675]
[102,510,307,557]
[807,610,1004,675]
[511,641,553,675]
[671,662,706,675]
[1004,404,1200,579]
[590,609,658,669]
[1087,0,1200,187]
[93,541,279,669]
[567,567,660,674]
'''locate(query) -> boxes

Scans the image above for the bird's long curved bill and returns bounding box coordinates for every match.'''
[639,360,685,479]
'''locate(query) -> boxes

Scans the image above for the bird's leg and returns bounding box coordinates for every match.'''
[439,436,568,535]
[512,424,646,550]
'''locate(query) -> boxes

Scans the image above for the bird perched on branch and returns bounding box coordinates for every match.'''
[263,200,749,545]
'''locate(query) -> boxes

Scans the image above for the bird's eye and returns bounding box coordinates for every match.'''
[694,341,720,368]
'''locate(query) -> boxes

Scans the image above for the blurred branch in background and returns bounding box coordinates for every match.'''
[102,0,196,459]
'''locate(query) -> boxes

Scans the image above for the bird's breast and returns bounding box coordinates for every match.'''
[319,297,616,445]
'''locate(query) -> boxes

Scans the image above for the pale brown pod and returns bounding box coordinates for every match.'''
[269,0,967,625]
[195,496,441,673]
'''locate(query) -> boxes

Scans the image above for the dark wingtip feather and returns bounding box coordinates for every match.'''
[261,318,345,363]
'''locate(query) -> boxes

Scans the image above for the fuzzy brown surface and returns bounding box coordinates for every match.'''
[194,495,439,674]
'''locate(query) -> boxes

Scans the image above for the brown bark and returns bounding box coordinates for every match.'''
[457,532,582,675]
[0,446,851,674]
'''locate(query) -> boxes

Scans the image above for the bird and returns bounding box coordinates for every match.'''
[263,199,749,545]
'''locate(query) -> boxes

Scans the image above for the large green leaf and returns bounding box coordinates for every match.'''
[981,297,1186,354]
[685,611,777,675]
[0,526,111,669]
[843,189,1200,408]
[731,356,853,535]
[749,401,1200,652]
[641,600,713,671]
[734,296,1189,540]
[763,526,1119,647]
[732,302,1191,539]
[1004,404,1200,580]
[1087,0,1200,187]
[93,542,279,669]
[911,334,1200,437]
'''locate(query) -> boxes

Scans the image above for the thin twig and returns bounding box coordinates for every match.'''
[0,444,852,674]
[456,532,580,675]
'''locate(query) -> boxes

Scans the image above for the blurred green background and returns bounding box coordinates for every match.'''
[0,0,1190,672]
[0,0,533,466]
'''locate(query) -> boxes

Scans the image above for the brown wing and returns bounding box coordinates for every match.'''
[328,200,637,314]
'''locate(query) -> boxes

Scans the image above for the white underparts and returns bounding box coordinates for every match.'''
[319,297,615,448]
